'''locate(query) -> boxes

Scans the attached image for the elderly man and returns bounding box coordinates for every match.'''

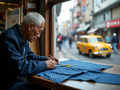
[0,12,59,90]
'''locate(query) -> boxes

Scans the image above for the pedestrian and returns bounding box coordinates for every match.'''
[105,34,111,43]
[0,12,59,90]
[112,33,119,54]
[57,33,62,51]
[78,34,81,41]
[69,36,73,48]
[74,34,78,42]
[62,35,67,46]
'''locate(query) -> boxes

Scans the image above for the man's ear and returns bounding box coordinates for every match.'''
[28,23,34,31]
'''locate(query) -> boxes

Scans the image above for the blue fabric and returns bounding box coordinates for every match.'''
[36,59,120,85]
[56,60,112,71]
[70,71,120,85]
[37,68,88,84]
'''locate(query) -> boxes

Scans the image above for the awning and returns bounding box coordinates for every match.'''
[87,28,99,34]
[76,24,91,32]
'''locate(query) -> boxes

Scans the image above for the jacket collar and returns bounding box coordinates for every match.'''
[13,24,28,45]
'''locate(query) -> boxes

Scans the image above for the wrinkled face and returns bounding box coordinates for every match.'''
[27,21,45,43]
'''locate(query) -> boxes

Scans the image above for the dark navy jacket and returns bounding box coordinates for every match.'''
[0,24,48,89]
[69,37,73,44]
[112,36,119,43]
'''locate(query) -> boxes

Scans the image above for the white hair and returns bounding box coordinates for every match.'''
[113,33,116,36]
[22,12,45,28]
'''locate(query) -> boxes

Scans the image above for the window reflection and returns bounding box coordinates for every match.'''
[89,37,103,43]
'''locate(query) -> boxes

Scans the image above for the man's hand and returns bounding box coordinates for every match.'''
[45,60,57,69]
[53,56,59,64]
[47,56,59,64]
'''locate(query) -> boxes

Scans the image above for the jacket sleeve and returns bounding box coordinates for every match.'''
[26,43,48,61]
[3,36,47,76]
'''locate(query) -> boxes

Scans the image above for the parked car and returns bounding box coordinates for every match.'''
[76,34,112,58]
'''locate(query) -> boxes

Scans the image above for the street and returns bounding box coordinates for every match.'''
[55,40,120,65]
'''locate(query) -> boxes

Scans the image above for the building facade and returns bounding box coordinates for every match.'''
[73,0,92,35]
[93,0,120,49]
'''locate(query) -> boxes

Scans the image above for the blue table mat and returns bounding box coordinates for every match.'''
[36,59,120,85]
[70,71,120,85]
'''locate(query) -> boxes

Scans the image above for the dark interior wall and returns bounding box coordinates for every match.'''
[38,0,45,56]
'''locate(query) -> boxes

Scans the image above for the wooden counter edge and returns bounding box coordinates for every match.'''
[27,75,80,90]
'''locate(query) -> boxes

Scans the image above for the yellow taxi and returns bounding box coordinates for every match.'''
[76,34,112,58]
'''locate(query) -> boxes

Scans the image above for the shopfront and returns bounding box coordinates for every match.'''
[105,18,120,50]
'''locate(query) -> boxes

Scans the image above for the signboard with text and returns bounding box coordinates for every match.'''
[105,18,120,28]
[5,6,22,29]
[81,0,86,12]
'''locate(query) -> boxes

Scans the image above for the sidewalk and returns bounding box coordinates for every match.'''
[55,47,65,58]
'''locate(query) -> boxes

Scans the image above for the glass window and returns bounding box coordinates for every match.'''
[101,0,106,3]
[95,14,105,24]
[95,16,97,23]
[96,16,100,23]
[89,37,103,43]
[102,12,109,21]
[97,38,103,42]
[94,17,97,23]
[105,12,108,21]
[96,0,99,6]
[80,38,83,42]
[103,13,105,21]
[99,14,103,23]
[84,38,88,43]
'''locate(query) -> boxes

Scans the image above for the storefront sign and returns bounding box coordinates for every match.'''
[105,18,120,28]
[81,0,86,12]
[79,23,85,28]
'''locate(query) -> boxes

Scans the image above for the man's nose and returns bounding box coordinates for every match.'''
[37,34,40,38]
